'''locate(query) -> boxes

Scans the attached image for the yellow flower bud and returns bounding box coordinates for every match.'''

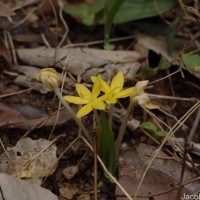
[36,68,60,90]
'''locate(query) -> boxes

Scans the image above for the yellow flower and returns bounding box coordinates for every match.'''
[130,80,159,109]
[36,68,60,90]
[64,76,107,118]
[91,72,134,104]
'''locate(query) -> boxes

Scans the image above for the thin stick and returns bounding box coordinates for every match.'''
[149,93,198,102]
[81,136,133,200]
[64,35,136,48]
[58,137,80,160]
[0,86,37,98]
[115,102,134,158]
[93,111,98,200]
[58,7,70,47]
[149,69,180,85]
[48,69,67,140]
[187,106,200,144]
[133,101,200,200]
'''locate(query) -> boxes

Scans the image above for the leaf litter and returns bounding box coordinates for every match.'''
[0,0,200,199]
[0,137,58,184]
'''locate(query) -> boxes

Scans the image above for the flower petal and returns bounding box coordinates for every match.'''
[111,72,124,92]
[92,75,110,93]
[92,75,101,97]
[64,96,89,104]
[134,80,149,94]
[92,100,105,110]
[106,98,117,104]
[115,87,134,99]
[134,93,150,105]
[76,84,91,99]
[98,93,109,101]
[77,104,93,118]
[91,76,96,82]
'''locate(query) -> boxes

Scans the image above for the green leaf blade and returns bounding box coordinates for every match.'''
[114,0,177,23]
[100,111,117,176]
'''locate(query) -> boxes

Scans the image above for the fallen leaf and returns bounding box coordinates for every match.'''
[13,34,42,43]
[0,37,12,70]
[16,47,142,82]
[116,143,199,199]
[0,137,58,184]
[0,173,58,200]
[0,103,72,129]
[0,2,15,17]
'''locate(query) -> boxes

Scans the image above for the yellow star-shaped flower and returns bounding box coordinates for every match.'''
[92,72,134,104]
[64,76,107,118]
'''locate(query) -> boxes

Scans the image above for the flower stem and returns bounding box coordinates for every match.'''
[54,88,92,144]
[115,102,134,158]
[93,110,98,200]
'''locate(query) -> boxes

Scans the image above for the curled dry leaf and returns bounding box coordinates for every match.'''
[0,137,58,185]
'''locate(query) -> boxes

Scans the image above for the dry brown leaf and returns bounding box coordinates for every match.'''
[13,34,42,43]
[0,2,15,17]
[116,143,199,199]
[16,47,142,82]
[6,0,39,11]
[0,137,58,185]
[0,173,58,200]
[0,103,72,129]
[0,37,12,69]
[36,0,59,16]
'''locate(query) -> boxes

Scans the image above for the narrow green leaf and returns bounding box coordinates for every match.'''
[167,17,180,52]
[140,121,158,134]
[140,67,157,78]
[65,4,90,17]
[114,0,177,23]
[104,0,124,48]
[182,53,200,72]
[64,3,98,26]
[100,111,116,176]
[89,0,106,14]
[155,130,167,137]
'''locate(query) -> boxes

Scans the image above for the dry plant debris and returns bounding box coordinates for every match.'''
[0,0,200,199]
[0,137,58,185]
